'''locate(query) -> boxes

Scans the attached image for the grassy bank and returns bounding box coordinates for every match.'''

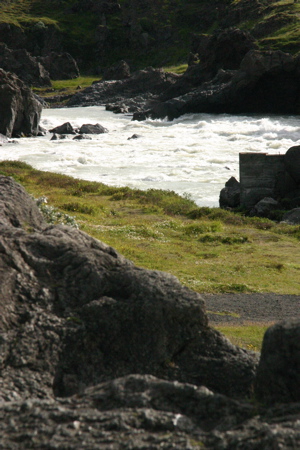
[1,160,299,349]
[3,0,300,72]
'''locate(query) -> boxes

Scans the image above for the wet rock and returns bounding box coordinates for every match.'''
[128,133,140,140]
[78,123,108,134]
[49,122,75,134]
[73,134,92,140]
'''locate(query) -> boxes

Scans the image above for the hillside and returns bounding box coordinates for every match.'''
[1,0,300,73]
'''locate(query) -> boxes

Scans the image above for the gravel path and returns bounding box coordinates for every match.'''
[202,293,300,325]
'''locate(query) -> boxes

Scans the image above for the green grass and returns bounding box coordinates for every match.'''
[1,160,298,349]
[215,323,272,352]
[1,160,300,296]
[33,76,101,99]
[163,64,188,75]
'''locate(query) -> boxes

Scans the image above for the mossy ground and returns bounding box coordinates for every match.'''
[0,161,299,349]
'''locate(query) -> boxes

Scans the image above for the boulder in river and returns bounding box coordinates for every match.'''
[49,122,76,134]
[78,123,108,134]
[0,68,42,137]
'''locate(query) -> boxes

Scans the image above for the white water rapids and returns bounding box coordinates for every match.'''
[1,106,300,206]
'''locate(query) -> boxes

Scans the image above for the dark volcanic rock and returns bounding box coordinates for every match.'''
[38,51,80,80]
[133,49,300,121]
[67,67,179,113]
[78,123,108,134]
[284,145,300,184]
[49,122,75,134]
[0,175,45,230]
[0,69,42,137]
[219,176,241,208]
[255,320,300,405]
[0,175,299,448]
[0,374,300,448]
[0,175,257,402]
[103,59,131,80]
[250,197,279,218]
[0,43,51,87]
[282,207,300,224]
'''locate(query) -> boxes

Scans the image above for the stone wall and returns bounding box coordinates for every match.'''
[239,150,298,208]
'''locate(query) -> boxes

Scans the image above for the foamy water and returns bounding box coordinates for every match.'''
[1,106,300,206]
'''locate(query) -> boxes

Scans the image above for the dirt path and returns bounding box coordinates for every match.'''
[201,293,300,325]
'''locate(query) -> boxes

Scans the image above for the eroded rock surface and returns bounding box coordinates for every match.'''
[0,175,299,448]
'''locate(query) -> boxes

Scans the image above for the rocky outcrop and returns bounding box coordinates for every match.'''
[0,175,299,448]
[0,43,51,87]
[0,69,42,137]
[0,373,299,449]
[67,66,180,113]
[66,28,300,121]
[103,59,131,80]
[133,49,300,121]
[0,174,257,401]
[38,51,80,80]
[0,21,63,58]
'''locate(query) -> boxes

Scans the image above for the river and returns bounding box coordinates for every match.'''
[1,106,299,206]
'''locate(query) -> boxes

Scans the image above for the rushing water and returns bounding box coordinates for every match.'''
[1,106,300,206]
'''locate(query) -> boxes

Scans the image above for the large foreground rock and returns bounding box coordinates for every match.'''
[0,374,300,448]
[0,69,42,137]
[0,175,257,402]
[0,175,299,448]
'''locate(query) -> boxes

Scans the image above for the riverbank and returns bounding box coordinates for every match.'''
[1,160,299,350]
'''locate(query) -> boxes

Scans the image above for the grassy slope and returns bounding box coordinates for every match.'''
[1,161,299,350]
[2,0,300,70]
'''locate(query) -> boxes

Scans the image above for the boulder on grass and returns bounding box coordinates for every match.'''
[219,176,240,208]
[250,197,279,218]
[282,208,300,224]
[38,52,80,80]
[0,175,258,401]
[255,320,300,404]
